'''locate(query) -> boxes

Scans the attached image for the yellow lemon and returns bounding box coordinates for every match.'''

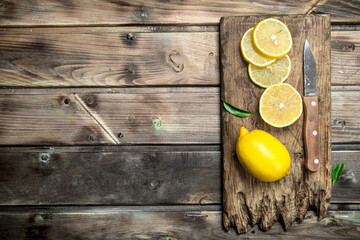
[248,55,291,88]
[252,18,292,59]
[240,28,276,67]
[259,83,303,128]
[236,126,291,182]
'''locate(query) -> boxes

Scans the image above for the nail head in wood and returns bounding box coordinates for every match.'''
[88,134,96,141]
[126,33,135,41]
[40,154,49,163]
[86,97,95,105]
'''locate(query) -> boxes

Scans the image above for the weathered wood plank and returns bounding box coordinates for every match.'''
[0,148,358,205]
[0,88,359,145]
[0,88,220,145]
[0,28,359,87]
[0,208,359,239]
[331,151,360,203]
[0,149,221,205]
[313,0,360,23]
[0,29,219,87]
[331,31,360,86]
[1,0,359,25]
[331,91,360,143]
[0,1,319,26]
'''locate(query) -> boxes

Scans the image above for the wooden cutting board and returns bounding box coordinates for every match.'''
[220,15,331,234]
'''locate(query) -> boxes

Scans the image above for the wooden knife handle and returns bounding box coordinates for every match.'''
[303,96,320,171]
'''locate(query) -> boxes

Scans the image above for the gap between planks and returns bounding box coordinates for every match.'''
[0,204,359,213]
[0,24,358,32]
[0,144,358,152]
[0,25,219,32]
[0,87,220,95]
[0,86,358,95]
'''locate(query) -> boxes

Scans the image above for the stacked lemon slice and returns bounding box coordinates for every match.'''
[240,18,302,128]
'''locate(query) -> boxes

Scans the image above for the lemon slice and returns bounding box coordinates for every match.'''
[259,83,302,128]
[249,55,291,88]
[252,18,292,58]
[240,28,276,67]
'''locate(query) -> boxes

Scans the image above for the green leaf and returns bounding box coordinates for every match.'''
[332,162,347,186]
[221,98,256,118]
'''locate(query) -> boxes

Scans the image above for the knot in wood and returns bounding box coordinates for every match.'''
[0,1,8,8]
[127,67,135,75]
[166,50,184,73]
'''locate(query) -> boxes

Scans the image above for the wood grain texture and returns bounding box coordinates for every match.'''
[0,0,359,25]
[0,28,219,87]
[0,208,359,239]
[0,28,359,87]
[0,149,221,205]
[1,88,360,145]
[0,0,318,26]
[0,88,220,145]
[331,31,360,86]
[331,151,360,203]
[313,0,360,23]
[0,147,357,205]
[332,91,360,143]
[303,96,321,171]
[220,15,331,233]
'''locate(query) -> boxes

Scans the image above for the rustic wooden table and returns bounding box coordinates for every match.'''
[0,1,359,239]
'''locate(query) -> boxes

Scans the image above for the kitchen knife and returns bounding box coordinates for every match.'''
[303,39,320,171]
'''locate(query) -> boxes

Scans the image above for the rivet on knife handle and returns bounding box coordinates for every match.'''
[303,96,320,171]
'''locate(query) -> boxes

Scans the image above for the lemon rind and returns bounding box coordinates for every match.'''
[248,55,291,88]
[252,18,293,59]
[240,28,276,67]
[259,83,303,128]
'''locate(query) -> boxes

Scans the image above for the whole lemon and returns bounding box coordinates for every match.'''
[236,126,291,182]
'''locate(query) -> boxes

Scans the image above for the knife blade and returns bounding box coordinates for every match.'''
[303,39,320,171]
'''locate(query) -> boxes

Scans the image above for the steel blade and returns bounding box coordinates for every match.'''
[304,40,317,96]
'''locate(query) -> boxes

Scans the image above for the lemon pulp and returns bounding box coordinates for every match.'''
[241,28,276,67]
[248,55,291,88]
[252,18,293,58]
[259,83,303,128]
